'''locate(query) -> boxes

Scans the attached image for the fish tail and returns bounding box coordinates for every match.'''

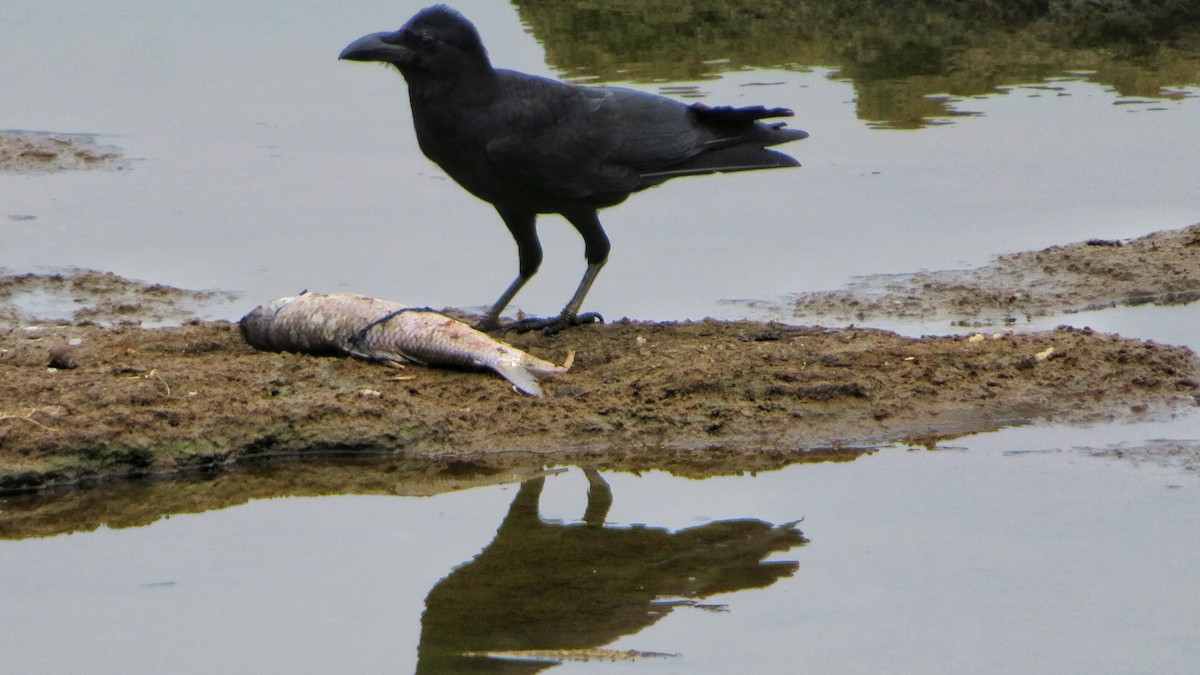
[493,360,545,397]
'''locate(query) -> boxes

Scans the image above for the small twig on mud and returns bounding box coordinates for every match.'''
[0,328,17,360]
[383,361,414,380]
[147,369,172,397]
[0,408,59,432]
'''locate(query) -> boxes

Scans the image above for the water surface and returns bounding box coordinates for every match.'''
[4,1,1198,323]
[3,1,1199,672]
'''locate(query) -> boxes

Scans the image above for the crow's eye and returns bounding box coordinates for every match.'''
[418,33,436,50]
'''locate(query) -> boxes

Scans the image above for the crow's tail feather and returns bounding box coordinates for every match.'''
[691,103,795,124]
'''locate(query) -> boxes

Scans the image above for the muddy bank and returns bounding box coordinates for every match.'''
[0,269,240,328]
[2,311,1197,498]
[0,130,127,174]
[740,223,1200,327]
[2,224,1200,504]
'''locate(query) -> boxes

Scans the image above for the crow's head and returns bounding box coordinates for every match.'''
[339,5,490,78]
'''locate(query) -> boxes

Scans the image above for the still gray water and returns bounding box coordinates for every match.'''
[4,2,1199,322]
[3,440,1199,673]
[2,1,1199,672]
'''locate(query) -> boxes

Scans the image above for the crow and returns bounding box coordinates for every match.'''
[340,5,808,334]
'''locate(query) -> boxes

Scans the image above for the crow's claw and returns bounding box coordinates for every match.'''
[472,318,500,333]
[505,311,603,336]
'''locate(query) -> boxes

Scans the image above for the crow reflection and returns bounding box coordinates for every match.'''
[417,469,806,672]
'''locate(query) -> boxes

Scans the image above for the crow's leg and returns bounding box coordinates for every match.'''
[477,275,529,332]
[506,210,609,335]
[581,467,612,528]
[475,208,541,332]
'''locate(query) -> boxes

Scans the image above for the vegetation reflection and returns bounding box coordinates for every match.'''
[416,469,806,672]
[513,0,1200,128]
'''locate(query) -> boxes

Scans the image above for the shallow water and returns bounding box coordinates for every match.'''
[2,436,1199,673]
[3,1,1200,672]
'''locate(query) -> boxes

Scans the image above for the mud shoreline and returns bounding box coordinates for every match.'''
[2,308,1197,499]
[737,223,1200,326]
[0,130,127,174]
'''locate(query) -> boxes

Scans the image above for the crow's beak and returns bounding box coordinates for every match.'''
[339,31,415,65]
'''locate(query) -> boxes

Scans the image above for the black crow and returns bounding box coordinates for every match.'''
[340,5,808,334]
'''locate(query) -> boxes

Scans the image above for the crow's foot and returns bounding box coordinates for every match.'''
[505,312,603,336]
[472,317,500,333]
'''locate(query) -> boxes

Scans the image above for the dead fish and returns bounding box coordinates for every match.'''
[239,292,569,396]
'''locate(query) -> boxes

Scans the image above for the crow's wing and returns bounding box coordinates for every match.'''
[486,77,804,200]
[484,77,715,200]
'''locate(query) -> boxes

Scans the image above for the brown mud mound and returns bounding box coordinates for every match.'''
[0,130,127,174]
[742,223,1200,326]
[2,317,1197,495]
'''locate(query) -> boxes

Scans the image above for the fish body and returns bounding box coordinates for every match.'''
[240,293,567,396]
